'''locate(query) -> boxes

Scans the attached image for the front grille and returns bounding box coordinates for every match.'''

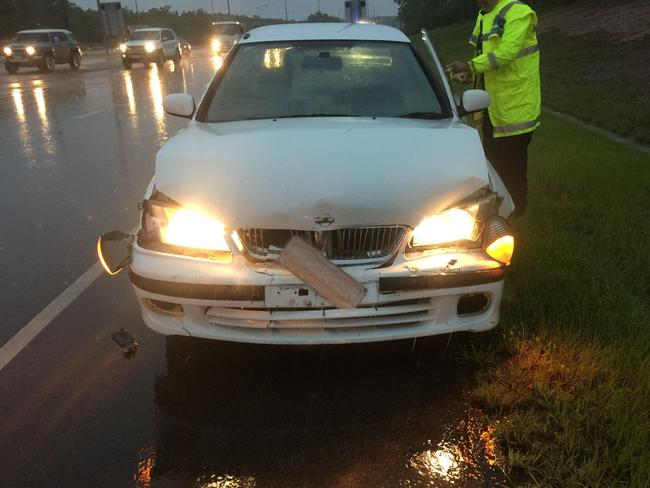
[127,46,145,54]
[238,226,406,263]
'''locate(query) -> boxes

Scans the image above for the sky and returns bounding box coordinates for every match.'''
[73,0,398,21]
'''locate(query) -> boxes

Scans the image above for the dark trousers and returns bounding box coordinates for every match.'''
[481,115,533,216]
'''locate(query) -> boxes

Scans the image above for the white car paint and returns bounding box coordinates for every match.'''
[127,22,514,344]
[155,118,489,230]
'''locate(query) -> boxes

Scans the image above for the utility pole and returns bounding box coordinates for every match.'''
[226,0,231,15]
[134,0,140,24]
[317,0,320,12]
[284,0,288,20]
[210,0,214,14]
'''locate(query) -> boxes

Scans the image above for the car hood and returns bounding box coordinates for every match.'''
[154,118,489,230]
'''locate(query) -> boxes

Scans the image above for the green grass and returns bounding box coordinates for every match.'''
[419,18,650,485]
[462,113,650,486]
[423,20,650,143]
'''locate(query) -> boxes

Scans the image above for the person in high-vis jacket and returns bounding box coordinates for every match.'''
[448,0,541,216]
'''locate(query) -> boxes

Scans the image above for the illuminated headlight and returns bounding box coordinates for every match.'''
[410,192,498,249]
[144,42,156,53]
[141,196,232,262]
[3,46,11,56]
[211,38,221,52]
[26,46,35,56]
[119,43,127,53]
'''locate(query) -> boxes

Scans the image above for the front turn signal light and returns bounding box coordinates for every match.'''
[483,217,514,265]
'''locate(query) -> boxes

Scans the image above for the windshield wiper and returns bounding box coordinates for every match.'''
[274,113,351,119]
[396,112,447,120]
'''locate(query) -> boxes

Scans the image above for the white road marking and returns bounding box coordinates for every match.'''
[71,110,102,120]
[0,262,103,372]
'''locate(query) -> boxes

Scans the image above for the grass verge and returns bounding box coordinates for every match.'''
[420,14,650,485]
[461,112,650,486]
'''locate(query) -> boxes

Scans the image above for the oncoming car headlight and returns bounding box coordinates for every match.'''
[119,43,127,53]
[3,46,12,56]
[26,46,35,56]
[140,193,232,262]
[144,42,156,53]
[410,194,496,250]
[211,38,221,52]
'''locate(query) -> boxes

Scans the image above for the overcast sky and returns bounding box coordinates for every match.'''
[73,0,398,21]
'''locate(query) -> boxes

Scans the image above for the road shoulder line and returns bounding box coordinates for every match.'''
[0,262,103,371]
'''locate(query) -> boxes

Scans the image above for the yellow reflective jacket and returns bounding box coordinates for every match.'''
[469,0,541,138]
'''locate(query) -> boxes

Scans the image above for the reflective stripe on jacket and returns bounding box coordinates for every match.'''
[469,0,541,138]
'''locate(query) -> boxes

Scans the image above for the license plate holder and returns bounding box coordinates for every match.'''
[266,285,331,308]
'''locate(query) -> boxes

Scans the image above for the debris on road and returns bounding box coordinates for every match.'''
[112,328,138,358]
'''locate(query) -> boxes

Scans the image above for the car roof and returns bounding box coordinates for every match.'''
[17,29,72,34]
[241,23,410,44]
[212,21,242,25]
[133,28,164,32]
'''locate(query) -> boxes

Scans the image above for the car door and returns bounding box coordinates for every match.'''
[161,30,173,57]
[50,33,68,61]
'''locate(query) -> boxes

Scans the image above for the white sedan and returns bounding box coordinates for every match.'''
[99,23,516,345]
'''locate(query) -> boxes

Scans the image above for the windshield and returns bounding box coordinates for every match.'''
[129,31,160,41]
[212,24,241,36]
[15,33,50,43]
[203,41,447,123]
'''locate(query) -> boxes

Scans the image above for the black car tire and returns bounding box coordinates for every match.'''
[156,50,165,67]
[173,49,181,66]
[41,53,56,72]
[69,51,81,70]
[122,59,132,69]
[5,63,18,74]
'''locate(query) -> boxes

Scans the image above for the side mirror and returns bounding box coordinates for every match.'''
[97,231,133,276]
[163,93,195,118]
[459,89,491,116]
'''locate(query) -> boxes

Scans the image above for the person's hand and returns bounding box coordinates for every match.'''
[446,61,471,75]
[445,61,473,84]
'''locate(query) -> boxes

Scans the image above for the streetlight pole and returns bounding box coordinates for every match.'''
[284,0,288,20]
[210,0,214,14]
[134,0,140,24]
[226,0,231,15]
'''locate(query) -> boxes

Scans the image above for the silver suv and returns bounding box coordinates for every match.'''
[119,28,181,69]
[3,29,82,73]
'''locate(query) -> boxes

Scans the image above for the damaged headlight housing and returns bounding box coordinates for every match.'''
[410,193,497,250]
[139,192,232,262]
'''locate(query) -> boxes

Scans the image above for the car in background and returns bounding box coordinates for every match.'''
[210,21,245,54]
[119,28,181,69]
[178,37,191,57]
[3,29,82,73]
[98,23,517,345]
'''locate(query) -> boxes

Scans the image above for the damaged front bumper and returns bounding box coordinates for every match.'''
[127,240,506,344]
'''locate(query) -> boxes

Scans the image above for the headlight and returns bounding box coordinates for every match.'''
[144,42,155,53]
[410,194,496,249]
[140,195,232,262]
[119,43,127,53]
[26,46,35,56]
[3,46,11,56]
[211,38,221,52]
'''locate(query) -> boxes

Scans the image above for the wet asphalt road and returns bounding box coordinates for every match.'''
[0,51,502,487]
